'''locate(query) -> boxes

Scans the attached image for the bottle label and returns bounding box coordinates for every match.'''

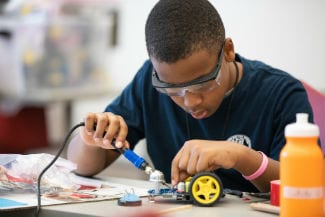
[283,186,323,199]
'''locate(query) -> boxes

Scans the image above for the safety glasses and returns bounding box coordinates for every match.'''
[152,47,224,97]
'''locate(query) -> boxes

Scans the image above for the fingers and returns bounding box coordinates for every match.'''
[105,115,128,148]
[81,112,128,149]
[185,147,200,174]
[84,112,97,133]
[171,142,198,186]
[94,113,110,139]
[171,148,183,186]
[171,140,221,186]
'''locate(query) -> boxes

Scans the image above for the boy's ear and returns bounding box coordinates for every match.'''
[224,38,236,62]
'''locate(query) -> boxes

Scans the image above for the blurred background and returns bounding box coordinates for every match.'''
[0,0,324,179]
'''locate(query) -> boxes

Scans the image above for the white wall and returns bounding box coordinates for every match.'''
[106,0,325,91]
[105,0,157,91]
[216,0,325,90]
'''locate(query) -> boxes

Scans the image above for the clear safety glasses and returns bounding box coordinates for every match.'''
[152,47,224,97]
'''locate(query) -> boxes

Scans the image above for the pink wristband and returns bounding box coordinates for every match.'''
[242,151,268,181]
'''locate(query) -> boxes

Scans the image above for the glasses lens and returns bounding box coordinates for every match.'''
[156,71,222,97]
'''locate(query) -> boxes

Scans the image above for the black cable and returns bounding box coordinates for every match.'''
[34,122,85,217]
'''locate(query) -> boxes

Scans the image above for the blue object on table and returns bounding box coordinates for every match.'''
[0,198,27,207]
[118,192,142,206]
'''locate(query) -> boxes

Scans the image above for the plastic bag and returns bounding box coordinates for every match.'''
[0,153,78,193]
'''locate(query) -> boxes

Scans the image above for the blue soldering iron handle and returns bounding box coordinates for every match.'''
[110,141,149,170]
[122,149,149,170]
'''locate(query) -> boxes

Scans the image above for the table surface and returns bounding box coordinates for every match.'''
[3,176,278,217]
[42,177,277,217]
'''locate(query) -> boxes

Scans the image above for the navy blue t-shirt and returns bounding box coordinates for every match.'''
[105,54,313,192]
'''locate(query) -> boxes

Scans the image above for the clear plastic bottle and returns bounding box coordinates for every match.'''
[280,113,324,217]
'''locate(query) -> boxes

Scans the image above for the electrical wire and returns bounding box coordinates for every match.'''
[34,122,85,217]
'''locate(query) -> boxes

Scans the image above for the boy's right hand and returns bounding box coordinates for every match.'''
[80,112,129,149]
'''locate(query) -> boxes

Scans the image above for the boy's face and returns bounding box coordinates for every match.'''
[151,49,229,119]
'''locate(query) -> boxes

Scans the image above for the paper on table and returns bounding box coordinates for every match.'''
[69,173,103,188]
[0,176,149,211]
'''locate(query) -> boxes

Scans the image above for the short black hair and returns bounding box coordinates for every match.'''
[145,0,225,63]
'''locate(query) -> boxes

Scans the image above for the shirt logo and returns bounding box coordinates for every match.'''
[227,134,252,148]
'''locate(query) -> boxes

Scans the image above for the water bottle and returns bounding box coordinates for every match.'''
[280,113,324,217]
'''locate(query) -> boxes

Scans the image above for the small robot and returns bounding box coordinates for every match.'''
[147,171,223,206]
[111,144,223,206]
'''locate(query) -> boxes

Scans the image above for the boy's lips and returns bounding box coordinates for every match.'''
[190,110,208,119]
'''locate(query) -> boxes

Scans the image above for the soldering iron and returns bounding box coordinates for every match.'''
[109,141,166,185]
[92,122,167,189]
[91,122,155,175]
[109,138,167,190]
[110,140,154,175]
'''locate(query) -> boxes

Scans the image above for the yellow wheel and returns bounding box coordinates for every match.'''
[189,172,223,206]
